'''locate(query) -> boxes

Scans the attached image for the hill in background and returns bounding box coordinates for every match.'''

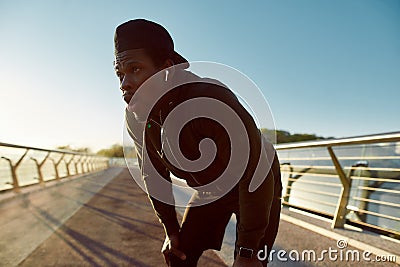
[261,129,334,144]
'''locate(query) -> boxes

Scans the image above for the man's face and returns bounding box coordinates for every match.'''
[114,48,162,105]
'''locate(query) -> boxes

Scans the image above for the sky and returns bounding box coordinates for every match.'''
[0,0,399,152]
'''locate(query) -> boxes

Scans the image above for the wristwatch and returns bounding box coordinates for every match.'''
[238,247,254,259]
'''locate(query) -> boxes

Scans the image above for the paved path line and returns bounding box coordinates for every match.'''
[280,214,400,264]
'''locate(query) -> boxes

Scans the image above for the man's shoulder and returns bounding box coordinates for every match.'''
[181,77,238,104]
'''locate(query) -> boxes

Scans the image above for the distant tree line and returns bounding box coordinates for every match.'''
[57,145,92,153]
[97,144,125,157]
[56,144,127,158]
[260,129,334,144]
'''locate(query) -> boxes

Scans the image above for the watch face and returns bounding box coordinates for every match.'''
[239,247,254,259]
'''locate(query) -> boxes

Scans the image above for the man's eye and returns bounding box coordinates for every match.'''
[116,72,124,80]
[132,67,140,73]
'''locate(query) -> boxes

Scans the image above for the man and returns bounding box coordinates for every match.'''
[114,19,282,267]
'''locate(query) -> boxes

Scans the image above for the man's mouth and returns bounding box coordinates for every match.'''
[123,92,134,104]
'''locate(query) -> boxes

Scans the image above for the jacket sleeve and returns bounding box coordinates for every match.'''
[143,142,181,237]
[125,110,180,237]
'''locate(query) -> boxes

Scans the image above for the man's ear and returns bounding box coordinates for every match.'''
[163,59,174,68]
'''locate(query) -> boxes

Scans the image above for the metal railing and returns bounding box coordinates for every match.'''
[275,132,400,236]
[0,142,109,193]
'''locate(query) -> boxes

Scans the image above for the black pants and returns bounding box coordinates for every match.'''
[169,157,282,267]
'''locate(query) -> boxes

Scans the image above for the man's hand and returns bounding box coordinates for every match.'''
[161,233,186,266]
[232,256,263,267]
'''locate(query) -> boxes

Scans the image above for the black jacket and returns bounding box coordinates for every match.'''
[126,70,280,250]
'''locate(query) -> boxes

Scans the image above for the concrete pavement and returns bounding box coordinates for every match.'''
[5,168,225,267]
[1,167,398,266]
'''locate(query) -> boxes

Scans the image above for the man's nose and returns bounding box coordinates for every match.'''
[120,75,135,92]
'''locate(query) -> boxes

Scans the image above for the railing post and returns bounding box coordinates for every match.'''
[74,156,81,174]
[327,146,351,229]
[65,155,74,176]
[81,156,87,173]
[49,158,59,180]
[1,149,29,192]
[87,157,93,172]
[1,157,20,193]
[50,154,65,180]
[281,163,293,202]
[30,152,50,185]
[55,154,65,179]
[77,156,84,173]
[30,157,43,185]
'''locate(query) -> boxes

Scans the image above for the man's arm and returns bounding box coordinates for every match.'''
[142,133,188,264]
[125,109,180,237]
[143,144,180,237]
